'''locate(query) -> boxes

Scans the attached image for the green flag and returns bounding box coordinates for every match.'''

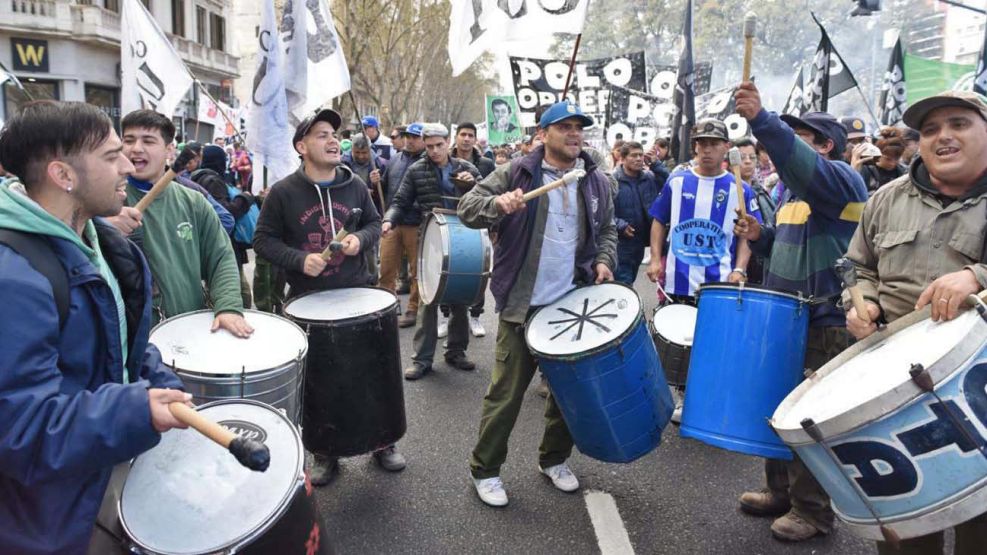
[904,53,976,103]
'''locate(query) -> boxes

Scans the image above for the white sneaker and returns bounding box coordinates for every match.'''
[469,316,486,337]
[437,318,449,338]
[539,463,579,492]
[472,475,509,507]
[671,393,684,424]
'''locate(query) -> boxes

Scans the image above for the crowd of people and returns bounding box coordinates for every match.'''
[1,77,986,555]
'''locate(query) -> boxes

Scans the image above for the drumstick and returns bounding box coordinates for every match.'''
[728,148,747,218]
[320,208,363,260]
[134,168,177,213]
[742,12,757,82]
[834,258,872,324]
[521,169,587,202]
[169,403,270,472]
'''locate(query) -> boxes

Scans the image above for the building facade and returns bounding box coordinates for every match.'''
[0,0,238,141]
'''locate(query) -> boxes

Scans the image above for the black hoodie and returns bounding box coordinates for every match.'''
[254,165,381,296]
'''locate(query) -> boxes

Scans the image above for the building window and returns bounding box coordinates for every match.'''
[171,0,185,37]
[209,13,225,52]
[104,0,120,12]
[196,6,207,45]
[3,79,59,120]
[85,84,121,131]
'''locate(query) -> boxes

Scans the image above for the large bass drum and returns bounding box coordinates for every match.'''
[418,209,491,306]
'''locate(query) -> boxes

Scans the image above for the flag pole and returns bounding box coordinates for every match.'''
[193,79,246,145]
[0,59,32,100]
[562,34,583,101]
[854,84,882,131]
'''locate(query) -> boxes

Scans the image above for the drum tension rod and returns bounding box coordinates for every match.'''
[968,294,987,324]
[799,418,900,549]
[909,364,987,461]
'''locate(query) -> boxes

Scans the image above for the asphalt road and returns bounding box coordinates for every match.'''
[244,258,881,555]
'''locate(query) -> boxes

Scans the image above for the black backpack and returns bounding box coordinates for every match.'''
[0,229,69,326]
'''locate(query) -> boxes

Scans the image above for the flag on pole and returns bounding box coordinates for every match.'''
[879,38,907,126]
[0,61,24,92]
[782,68,805,116]
[246,0,298,187]
[448,0,590,76]
[121,0,193,118]
[974,23,987,96]
[280,0,351,123]
[804,13,858,113]
[670,0,695,164]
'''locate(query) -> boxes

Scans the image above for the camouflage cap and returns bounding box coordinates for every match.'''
[902,90,987,129]
[691,119,729,141]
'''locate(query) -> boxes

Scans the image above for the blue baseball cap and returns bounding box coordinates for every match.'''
[781,111,847,158]
[539,101,594,129]
[403,122,424,137]
[361,115,379,128]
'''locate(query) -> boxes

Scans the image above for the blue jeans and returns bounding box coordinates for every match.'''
[615,239,646,285]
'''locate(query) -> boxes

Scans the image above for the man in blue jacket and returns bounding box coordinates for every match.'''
[0,101,190,554]
[613,141,660,284]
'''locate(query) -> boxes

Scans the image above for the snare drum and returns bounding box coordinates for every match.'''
[283,287,406,457]
[650,304,698,387]
[772,308,987,541]
[150,310,308,424]
[418,210,491,306]
[680,284,809,459]
[119,400,330,554]
[526,283,675,463]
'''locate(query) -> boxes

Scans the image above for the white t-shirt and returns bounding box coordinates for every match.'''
[530,166,580,306]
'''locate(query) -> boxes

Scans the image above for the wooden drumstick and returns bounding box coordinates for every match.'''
[742,12,757,82]
[728,148,747,218]
[134,168,177,213]
[834,257,872,325]
[521,169,587,202]
[169,403,270,472]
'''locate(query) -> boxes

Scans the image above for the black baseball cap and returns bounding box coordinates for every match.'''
[781,112,848,158]
[293,108,343,151]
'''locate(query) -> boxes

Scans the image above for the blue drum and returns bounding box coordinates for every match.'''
[680,284,809,459]
[526,283,675,463]
[418,209,491,306]
[772,307,987,541]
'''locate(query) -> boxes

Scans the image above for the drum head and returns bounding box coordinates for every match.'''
[120,401,302,554]
[150,310,307,375]
[652,304,697,346]
[775,309,980,430]
[283,287,397,322]
[418,216,445,305]
[526,283,642,357]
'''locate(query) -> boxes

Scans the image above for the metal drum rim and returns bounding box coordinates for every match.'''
[526,282,645,361]
[174,359,303,381]
[282,287,399,326]
[771,306,987,443]
[118,399,305,555]
[697,282,808,304]
[417,212,451,306]
[650,304,696,347]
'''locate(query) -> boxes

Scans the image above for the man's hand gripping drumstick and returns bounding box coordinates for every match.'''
[495,169,586,215]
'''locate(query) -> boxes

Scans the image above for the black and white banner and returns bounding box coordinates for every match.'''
[121,0,193,118]
[879,37,906,126]
[510,52,647,129]
[804,13,858,113]
[782,68,805,116]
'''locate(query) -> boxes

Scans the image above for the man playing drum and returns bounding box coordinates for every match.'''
[732,81,869,542]
[253,108,403,485]
[382,123,482,381]
[458,100,617,507]
[0,101,191,553]
[842,90,987,554]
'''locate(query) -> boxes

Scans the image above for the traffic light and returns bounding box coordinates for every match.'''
[851,0,881,16]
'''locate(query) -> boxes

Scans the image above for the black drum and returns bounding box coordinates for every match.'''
[283,287,406,457]
[650,304,698,386]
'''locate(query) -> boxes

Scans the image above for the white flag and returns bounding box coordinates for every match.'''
[246,0,298,187]
[448,0,590,77]
[121,0,193,118]
[280,0,351,123]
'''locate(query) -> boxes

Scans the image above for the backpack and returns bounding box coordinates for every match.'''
[225,183,259,245]
[0,229,69,327]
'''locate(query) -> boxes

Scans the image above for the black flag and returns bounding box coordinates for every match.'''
[782,68,805,116]
[879,37,907,126]
[975,24,987,96]
[805,13,858,113]
[670,0,695,164]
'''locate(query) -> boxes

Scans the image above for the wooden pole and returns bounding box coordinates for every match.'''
[562,34,583,101]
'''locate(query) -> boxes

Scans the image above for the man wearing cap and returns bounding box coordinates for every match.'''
[253,108,402,484]
[842,90,987,555]
[840,116,869,162]
[383,123,481,380]
[380,123,426,319]
[732,81,868,542]
[458,101,617,507]
[362,115,393,160]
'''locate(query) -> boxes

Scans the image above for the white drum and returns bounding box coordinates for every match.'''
[650,304,697,386]
[150,310,308,424]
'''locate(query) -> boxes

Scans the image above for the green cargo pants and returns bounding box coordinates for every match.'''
[469,318,573,479]
[252,255,286,314]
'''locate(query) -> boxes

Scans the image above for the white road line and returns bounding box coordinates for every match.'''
[584,490,636,555]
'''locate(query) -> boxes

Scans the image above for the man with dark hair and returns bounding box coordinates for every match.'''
[0,101,190,553]
[613,140,660,284]
[110,109,252,336]
[733,137,777,284]
[383,123,481,380]
[491,99,518,134]
[733,81,868,542]
[458,100,616,507]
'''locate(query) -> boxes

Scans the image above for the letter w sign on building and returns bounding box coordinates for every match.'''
[11,38,49,73]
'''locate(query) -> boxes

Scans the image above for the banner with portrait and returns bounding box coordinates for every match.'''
[485,94,524,145]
